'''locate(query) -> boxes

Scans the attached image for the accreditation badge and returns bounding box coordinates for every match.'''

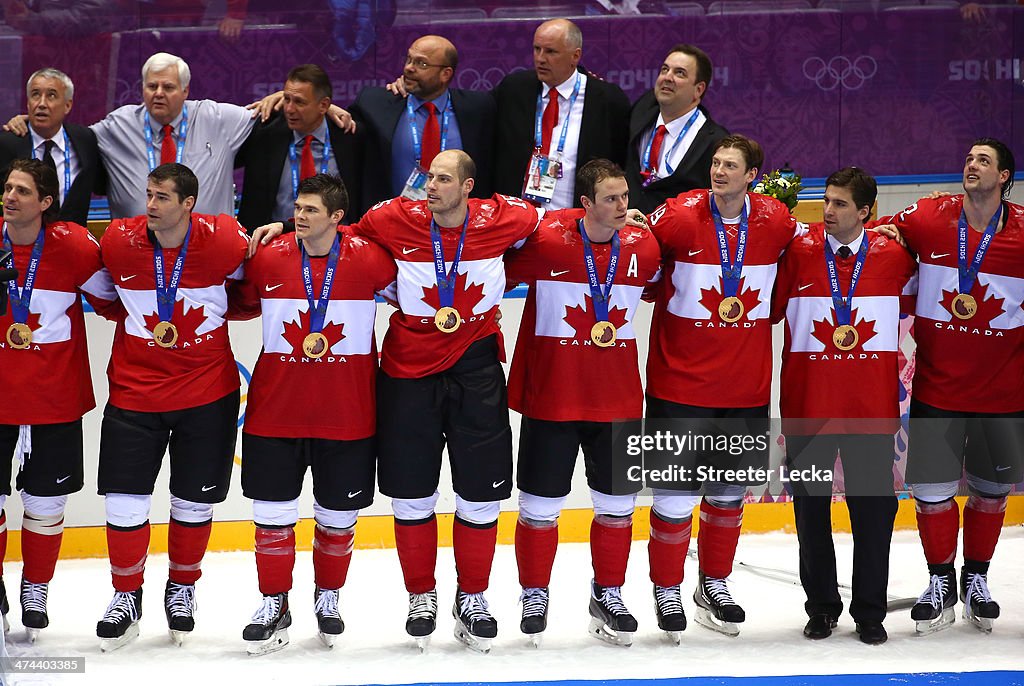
[523,154,558,204]
[401,166,429,201]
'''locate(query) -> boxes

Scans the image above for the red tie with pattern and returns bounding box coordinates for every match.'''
[160,125,175,165]
[300,135,316,181]
[540,88,559,154]
[420,102,441,168]
[645,125,668,180]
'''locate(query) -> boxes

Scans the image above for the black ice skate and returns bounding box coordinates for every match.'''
[453,589,497,654]
[406,589,438,651]
[693,573,745,637]
[314,587,344,648]
[519,587,549,646]
[960,568,999,634]
[911,569,956,635]
[164,580,196,646]
[97,588,143,652]
[588,581,637,647]
[20,578,49,642]
[243,592,291,656]
[653,584,687,644]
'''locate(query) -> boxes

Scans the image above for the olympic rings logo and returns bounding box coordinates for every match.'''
[802,55,878,91]
[456,67,510,91]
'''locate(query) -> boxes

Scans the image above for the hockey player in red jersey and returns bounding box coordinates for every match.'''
[95,163,249,651]
[773,167,916,645]
[231,174,396,655]
[889,139,1024,635]
[0,159,117,641]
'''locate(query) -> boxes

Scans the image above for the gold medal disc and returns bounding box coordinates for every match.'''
[718,296,744,323]
[832,324,859,351]
[590,321,617,348]
[153,321,179,348]
[302,332,329,359]
[6,322,32,349]
[951,292,978,320]
[435,306,462,333]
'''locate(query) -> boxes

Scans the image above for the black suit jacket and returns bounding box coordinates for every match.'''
[491,67,630,207]
[348,86,495,212]
[0,124,105,227]
[235,114,361,232]
[625,92,729,215]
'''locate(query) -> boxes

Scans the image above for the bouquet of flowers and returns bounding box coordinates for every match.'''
[753,169,803,212]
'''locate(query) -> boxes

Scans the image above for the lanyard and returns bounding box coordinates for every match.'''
[578,219,620,323]
[407,97,452,166]
[709,195,748,299]
[641,107,700,178]
[533,74,581,158]
[957,204,1002,294]
[300,233,341,334]
[288,133,334,199]
[153,223,191,323]
[824,237,869,326]
[33,129,71,206]
[2,224,45,325]
[143,105,189,171]
[429,212,470,309]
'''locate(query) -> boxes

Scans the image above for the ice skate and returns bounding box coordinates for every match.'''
[20,579,49,643]
[453,589,497,654]
[960,568,999,634]
[406,589,437,652]
[588,581,637,647]
[243,592,291,656]
[1,577,9,634]
[653,584,686,644]
[693,573,744,637]
[164,580,196,646]
[97,588,143,652]
[911,569,956,635]
[314,587,344,648]
[519,587,549,647]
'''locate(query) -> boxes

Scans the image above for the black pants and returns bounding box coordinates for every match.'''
[786,433,898,624]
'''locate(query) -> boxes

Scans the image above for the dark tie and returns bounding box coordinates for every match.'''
[540,88,559,154]
[420,101,441,169]
[838,245,853,259]
[300,135,316,181]
[42,139,57,173]
[160,124,176,165]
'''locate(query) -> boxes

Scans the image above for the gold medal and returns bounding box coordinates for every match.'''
[832,324,859,351]
[152,321,178,348]
[718,296,744,323]
[951,292,977,320]
[590,321,617,347]
[434,306,462,333]
[6,322,32,349]
[302,332,329,359]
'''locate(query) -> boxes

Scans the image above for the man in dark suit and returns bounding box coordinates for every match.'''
[492,19,630,210]
[347,35,495,213]
[626,44,729,215]
[237,64,360,231]
[0,68,105,227]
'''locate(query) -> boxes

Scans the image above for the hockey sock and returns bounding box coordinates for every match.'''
[21,510,65,584]
[648,510,692,587]
[394,514,437,594]
[697,500,743,578]
[453,516,497,594]
[515,516,558,588]
[915,498,959,567]
[591,513,632,588]
[254,525,296,595]
[167,518,212,585]
[313,524,354,590]
[0,511,7,578]
[963,495,1006,574]
[107,522,150,592]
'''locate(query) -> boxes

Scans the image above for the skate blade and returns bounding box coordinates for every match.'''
[963,607,994,634]
[588,617,633,647]
[26,627,40,643]
[413,636,430,653]
[694,608,740,637]
[914,607,955,636]
[663,630,683,645]
[100,622,140,652]
[318,630,338,648]
[453,624,492,654]
[527,632,543,648]
[245,628,290,656]
[169,629,189,646]
[3,614,9,634]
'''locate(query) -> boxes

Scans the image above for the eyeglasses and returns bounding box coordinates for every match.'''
[405,56,451,70]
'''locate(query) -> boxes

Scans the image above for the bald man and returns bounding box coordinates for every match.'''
[348,35,495,217]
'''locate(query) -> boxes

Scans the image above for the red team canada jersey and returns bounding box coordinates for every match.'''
[1,222,118,424]
[101,213,248,412]
[892,196,1024,413]
[351,195,541,378]
[506,209,661,422]
[647,191,799,408]
[774,225,917,432]
[232,235,397,440]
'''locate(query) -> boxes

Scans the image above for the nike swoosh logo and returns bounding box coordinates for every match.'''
[996,465,1011,472]
[119,274,137,282]
[55,475,71,484]
[402,247,420,255]
[688,249,703,257]
[348,490,363,498]
[550,270,570,277]
[265,283,283,292]
[201,485,216,492]
[492,480,505,488]
[798,283,814,291]
[930,252,951,259]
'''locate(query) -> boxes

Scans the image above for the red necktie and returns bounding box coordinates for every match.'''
[420,102,441,169]
[300,135,316,181]
[540,88,559,154]
[160,124,175,165]
[646,125,668,178]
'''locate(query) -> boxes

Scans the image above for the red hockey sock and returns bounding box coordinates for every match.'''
[453,516,497,594]
[254,526,296,595]
[648,510,692,588]
[697,501,743,578]
[915,499,959,566]
[591,514,632,588]
[515,516,558,588]
[107,522,150,592]
[963,495,1006,564]
[394,515,438,594]
[167,518,212,585]
[20,511,65,584]
[313,524,354,590]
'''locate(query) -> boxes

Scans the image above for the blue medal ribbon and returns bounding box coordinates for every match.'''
[153,223,191,323]
[578,219,620,323]
[407,96,452,167]
[429,212,470,310]
[288,133,334,200]
[641,107,700,184]
[300,233,341,334]
[824,236,869,326]
[533,74,582,169]
[709,195,748,299]
[143,105,189,171]
[2,224,45,326]
[957,204,1002,295]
